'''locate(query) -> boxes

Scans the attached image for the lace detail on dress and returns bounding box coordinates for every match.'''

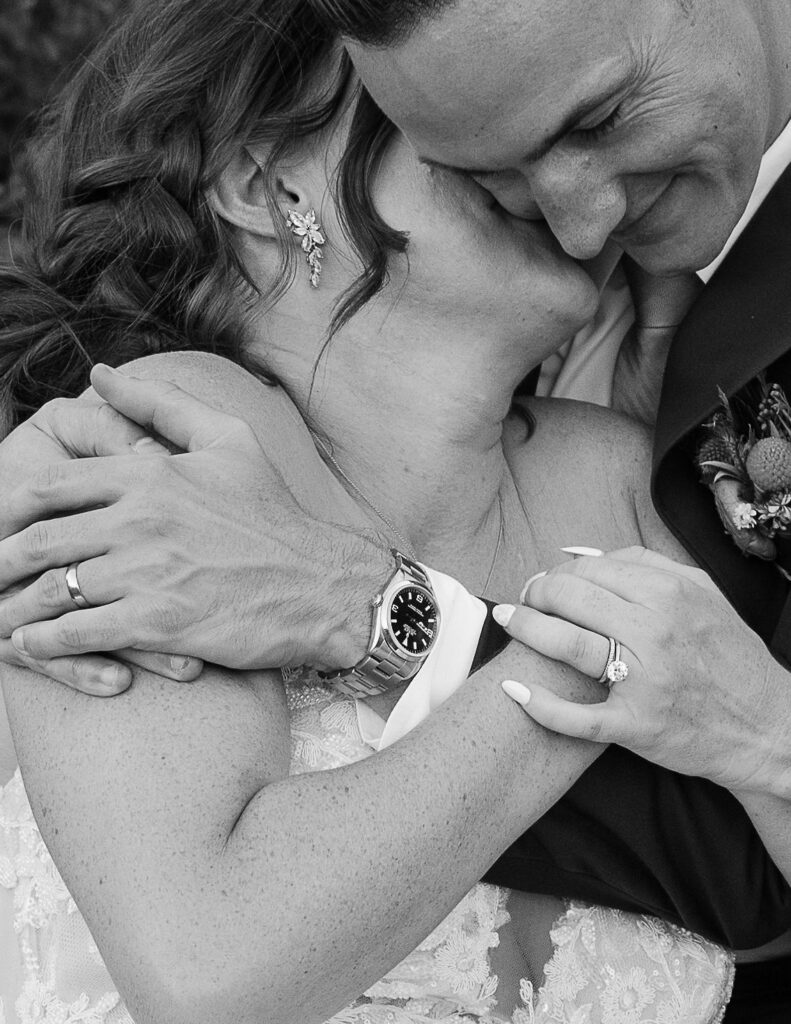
[0,770,130,1024]
[332,890,509,1024]
[285,667,371,773]
[359,885,509,1018]
[516,904,734,1024]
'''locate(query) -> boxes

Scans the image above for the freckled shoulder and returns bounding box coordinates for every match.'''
[507,396,692,562]
[116,351,311,452]
[507,394,652,489]
[99,351,362,527]
[503,396,648,548]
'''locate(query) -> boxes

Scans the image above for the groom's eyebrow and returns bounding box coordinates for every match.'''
[416,101,588,173]
[417,77,633,173]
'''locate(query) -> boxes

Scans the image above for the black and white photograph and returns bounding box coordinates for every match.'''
[1,1,791,1021]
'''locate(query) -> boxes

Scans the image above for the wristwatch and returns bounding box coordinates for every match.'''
[329,550,441,697]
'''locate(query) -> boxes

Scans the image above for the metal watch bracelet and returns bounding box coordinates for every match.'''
[324,551,436,697]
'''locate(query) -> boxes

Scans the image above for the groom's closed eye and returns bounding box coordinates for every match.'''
[574,103,623,141]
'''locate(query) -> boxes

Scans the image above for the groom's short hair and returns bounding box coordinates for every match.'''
[308,0,455,45]
[310,0,697,44]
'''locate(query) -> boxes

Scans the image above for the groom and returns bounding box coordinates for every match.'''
[330,0,791,632]
[316,0,791,1017]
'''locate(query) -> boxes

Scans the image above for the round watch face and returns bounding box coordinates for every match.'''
[389,586,438,656]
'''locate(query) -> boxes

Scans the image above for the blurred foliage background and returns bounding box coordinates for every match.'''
[1,0,123,254]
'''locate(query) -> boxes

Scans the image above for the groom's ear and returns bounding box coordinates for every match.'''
[208,146,309,240]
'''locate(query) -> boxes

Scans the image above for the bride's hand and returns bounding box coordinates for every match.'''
[0,392,202,694]
[0,365,386,675]
[496,546,791,796]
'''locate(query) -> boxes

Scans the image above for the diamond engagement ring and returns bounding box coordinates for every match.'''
[65,563,92,609]
[597,636,629,686]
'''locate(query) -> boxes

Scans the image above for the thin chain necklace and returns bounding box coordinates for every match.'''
[311,431,418,559]
[481,489,505,599]
[311,430,505,599]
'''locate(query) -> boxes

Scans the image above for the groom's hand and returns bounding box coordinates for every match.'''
[0,366,389,674]
[0,393,203,694]
[497,547,791,799]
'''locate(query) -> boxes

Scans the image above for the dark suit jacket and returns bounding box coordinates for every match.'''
[654,164,791,658]
[484,167,791,948]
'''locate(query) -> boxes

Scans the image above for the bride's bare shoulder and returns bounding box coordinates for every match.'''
[108,351,363,528]
[507,396,692,559]
[122,350,270,403]
[111,350,316,457]
[507,395,652,471]
[505,396,657,544]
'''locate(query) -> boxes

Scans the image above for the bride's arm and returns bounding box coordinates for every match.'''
[2,352,602,1024]
[5,644,594,1024]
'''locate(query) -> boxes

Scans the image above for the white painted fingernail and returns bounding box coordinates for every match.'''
[11,631,26,655]
[519,571,546,605]
[502,679,531,706]
[492,604,515,628]
[560,546,604,558]
[132,437,169,455]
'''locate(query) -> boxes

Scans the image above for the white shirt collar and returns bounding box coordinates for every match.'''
[698,117,791,283]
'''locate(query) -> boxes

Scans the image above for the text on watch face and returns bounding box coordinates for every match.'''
[390,588,437,654]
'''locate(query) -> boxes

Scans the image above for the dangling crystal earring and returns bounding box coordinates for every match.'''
[285,209,325,288]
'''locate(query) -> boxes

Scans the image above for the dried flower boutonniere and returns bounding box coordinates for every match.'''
[696,376,791,564]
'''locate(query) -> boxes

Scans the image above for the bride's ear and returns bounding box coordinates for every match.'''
[208,146,311,239]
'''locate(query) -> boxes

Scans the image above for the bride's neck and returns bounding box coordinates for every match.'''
[267,313,539,591]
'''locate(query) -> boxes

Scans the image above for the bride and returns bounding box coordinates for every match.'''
[0,0,742,1020]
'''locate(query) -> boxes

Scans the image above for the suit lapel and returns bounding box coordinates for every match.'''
[655,163,791,463]
[652,165,791,647]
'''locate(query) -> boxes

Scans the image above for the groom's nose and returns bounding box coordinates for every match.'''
[524,148,627,261]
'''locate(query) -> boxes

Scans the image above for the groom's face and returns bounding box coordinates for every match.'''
[349,0,776,275]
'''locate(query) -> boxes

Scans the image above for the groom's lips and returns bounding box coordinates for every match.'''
[613,177,675,244]
[496,177,677,252]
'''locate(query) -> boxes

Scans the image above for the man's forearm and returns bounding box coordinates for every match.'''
[736,659,791,802]
[737,790,791,887]
[730,660,791,884]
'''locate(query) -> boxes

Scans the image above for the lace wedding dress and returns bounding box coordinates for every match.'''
[0,676,734,1024]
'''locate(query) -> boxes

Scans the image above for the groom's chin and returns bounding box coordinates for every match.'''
[617,202,736,277]
[620,233,721,277]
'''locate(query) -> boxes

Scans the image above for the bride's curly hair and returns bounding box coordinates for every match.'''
[0,0,407,434]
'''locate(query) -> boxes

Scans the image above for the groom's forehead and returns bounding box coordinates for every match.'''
[361,0,629,72]
[350,0,631,161]
[351,0,631,110]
